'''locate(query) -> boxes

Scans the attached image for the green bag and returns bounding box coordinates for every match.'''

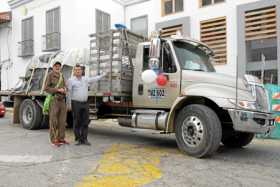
[43,94,54,115]
[43,73,63,115]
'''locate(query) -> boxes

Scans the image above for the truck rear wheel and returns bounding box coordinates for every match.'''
[19,99,42,130]
[175,104,222,158]
[222,132,254,148]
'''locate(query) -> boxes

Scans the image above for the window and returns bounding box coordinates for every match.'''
[200,17,227,64]
[160,24,182,38]
[173,41,215,72]
[245,6,277,63]
[143,45,150,71]
[162,0,183,16]
[200,0,224,7]
[96,9,111,33]
[161,43,177,73]
[246,38,277,62]
[19,17,33,57]
[247,70,277,84]
[131,15,148,37]
[43,7,60,51]
[142,43,177,73]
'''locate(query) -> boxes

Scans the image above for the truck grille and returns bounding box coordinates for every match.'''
[255,86,269,112]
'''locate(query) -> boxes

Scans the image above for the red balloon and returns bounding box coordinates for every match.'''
[156,74,168,86]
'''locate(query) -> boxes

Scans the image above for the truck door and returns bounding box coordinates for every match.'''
[133,42,181,108]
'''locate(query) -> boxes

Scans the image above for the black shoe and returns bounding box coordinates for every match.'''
[83,140,91,146]
[75,141,82,146]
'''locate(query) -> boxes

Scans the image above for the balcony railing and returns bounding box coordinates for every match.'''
[42,32,61,51]
[18,40,34,57]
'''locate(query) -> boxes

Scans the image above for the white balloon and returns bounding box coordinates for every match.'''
[141,70,157,84]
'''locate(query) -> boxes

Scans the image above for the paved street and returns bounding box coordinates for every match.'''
[0,114,280,187]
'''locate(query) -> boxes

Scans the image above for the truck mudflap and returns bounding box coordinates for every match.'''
[227,109,275,134]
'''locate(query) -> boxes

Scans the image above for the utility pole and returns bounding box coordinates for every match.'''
[261,53,266,84]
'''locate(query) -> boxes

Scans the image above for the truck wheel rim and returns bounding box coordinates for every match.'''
[23,105,33,124]
[182,116,204,147]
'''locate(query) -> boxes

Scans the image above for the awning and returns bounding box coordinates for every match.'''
[0,12,11,24]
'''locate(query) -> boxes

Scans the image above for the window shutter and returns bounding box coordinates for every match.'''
[245,6,277,41]
[46,10,52,34]
[96,10,102,33]
[201,17,227,64]
[175,0,183,12]
[131,16,148,37]
[29,18,33,40]
[53,8,60,33]
[160,24,182,38]
[95,9,111,33]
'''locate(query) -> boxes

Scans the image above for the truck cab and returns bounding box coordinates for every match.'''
[128,34,275,157]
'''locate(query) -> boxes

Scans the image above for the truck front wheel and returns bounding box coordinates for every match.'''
[175,104,222,158]
[19,99,42,130]
[222,132,254,148]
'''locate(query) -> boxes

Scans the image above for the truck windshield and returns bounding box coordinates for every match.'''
[173,41,215,72]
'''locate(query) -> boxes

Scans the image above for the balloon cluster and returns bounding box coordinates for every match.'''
[141,69,168,86]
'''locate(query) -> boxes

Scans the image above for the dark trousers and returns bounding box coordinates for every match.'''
[71,100,89,142]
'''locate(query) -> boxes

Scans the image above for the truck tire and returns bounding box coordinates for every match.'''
[175,104,222,158]
[222,132,254,148]
[19,99,42,130]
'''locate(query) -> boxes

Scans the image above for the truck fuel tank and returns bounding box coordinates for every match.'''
[118,110,168,130]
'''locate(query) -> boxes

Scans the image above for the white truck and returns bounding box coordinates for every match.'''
[1,29,275,158]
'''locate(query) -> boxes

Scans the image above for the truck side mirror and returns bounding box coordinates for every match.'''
[149,37,161,70]
[149,37,161,59]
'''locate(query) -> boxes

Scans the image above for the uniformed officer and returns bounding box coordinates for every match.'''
[45,61,69,147]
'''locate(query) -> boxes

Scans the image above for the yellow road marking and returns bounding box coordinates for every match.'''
[76,144,169,187]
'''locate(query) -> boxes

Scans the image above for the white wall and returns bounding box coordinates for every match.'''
[125,0,262,77]
[0,23,12,90]
[73,0,124,50]
[4,0,124,90]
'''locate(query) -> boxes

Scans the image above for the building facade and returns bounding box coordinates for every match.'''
[0,11,12,90]
[125,0,280,84]
[2,0,124,90]
[0,0,279,90]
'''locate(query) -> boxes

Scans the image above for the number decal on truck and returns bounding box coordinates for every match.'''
[148,88,166,99]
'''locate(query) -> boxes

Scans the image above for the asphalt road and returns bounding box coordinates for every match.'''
[0,114,280,187]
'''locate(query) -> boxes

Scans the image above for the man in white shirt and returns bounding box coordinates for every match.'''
[67,64,106,145]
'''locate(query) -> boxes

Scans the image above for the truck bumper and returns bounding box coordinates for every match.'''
[227,109,275,134]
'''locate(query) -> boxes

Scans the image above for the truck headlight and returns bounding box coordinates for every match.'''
[229,99,257,110]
